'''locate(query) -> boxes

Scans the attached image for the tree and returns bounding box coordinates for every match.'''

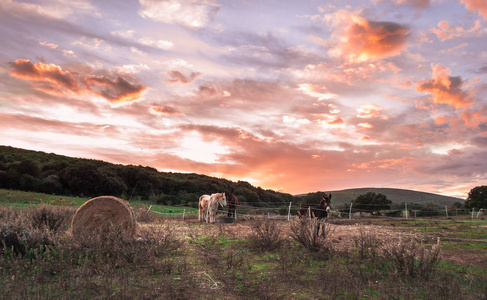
[353,192,392,212]
[464,186,487,210]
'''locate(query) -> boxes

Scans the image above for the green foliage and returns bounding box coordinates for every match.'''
[353,192,392,212]
[464,186,487,210]
[0,146,295,206]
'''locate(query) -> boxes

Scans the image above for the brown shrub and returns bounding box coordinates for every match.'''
[248,216,283,252]
[289,216,334,255]
[27,205,74,232]
[381,237,441,278]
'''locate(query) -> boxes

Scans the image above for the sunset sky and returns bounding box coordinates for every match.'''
[1,0,486,198]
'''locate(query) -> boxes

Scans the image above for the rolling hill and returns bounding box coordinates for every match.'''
[1,145,464,208]
[307,188,464,207]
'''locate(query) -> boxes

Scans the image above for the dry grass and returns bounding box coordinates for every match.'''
[1,206,486,299]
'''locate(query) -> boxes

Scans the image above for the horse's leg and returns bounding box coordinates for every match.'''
[211,203,216,223]
[198,204,202,222]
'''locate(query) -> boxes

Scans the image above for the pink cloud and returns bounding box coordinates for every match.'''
[9,59,146,105]
[415,64,475,109]
[166,70,201,85]
[150,105,183,115]
[84,76,146,104]
[139,0,219,29]
[351,157,418,171]
[431,20,481,41]
[9,59,80,94]
[356,104,389,120]
[461,0,487,19]
[330,13,409,63]
[297,83,336,100]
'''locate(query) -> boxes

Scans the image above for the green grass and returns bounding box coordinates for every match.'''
[0,188,198,214]
[0,189,89,207]
[438,261,487,276]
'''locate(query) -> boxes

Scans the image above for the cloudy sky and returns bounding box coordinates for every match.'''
[1,0,486,198]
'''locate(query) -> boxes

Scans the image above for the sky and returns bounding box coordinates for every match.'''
[1,0,487,198]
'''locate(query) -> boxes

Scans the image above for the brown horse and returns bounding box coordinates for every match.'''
[226,193,239,218]
[298,194,332,236]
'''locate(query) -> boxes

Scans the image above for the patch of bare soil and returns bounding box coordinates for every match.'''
[148,216,487,271]
[152,217,415,249]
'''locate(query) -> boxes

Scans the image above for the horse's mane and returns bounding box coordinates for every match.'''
[210,192,226,207]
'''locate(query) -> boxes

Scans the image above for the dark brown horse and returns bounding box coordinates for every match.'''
[227,193,239,218]
[298,194,332,236]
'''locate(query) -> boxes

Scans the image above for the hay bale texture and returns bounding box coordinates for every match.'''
[71,196,136,246]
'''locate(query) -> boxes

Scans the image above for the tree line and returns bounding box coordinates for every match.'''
[340,190,485,216]
[2,146,485,211]
[0,146,300,207]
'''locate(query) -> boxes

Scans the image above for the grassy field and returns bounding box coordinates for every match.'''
[0,189,198,215]
[0,190,486,299]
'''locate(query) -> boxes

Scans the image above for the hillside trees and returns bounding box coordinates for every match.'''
[353,192,392,212]
[0,146,294,206]
[464,186,487,210]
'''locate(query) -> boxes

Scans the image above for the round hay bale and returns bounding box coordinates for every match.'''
[71,196,136,246]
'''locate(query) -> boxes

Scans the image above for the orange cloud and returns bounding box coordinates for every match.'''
[9,59,146,105]
[85,76,146,104]
[150,105,182,115]
[356,104,389,120]
[352,157,417,171]
[461,0,487,19]
[297,83,336,100]
[166,70,201,84]
[460,108,487,128]
[9,59,80,93]
[415,64,475,109]
[431,20,481,41]
[331,14,409,63]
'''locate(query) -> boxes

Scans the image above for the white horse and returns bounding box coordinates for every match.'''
[198,193,227,223]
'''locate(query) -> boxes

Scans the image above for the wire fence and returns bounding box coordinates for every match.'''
[147,202,486,222]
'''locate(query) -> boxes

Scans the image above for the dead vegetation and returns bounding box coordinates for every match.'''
[1,206,486,299]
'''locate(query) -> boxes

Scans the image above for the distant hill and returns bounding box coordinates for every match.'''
[1,145,464,208]
[303,188,464,207]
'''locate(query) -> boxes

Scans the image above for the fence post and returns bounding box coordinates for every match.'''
[349,202,353,220]
[287,202,292,221]
[182,209,185,220]
[405,203,408,219]
[445,206,448,218]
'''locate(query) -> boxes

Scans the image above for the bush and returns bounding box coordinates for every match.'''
[354,227,381,261]
[289,217,334,255]
[0,206,72,258]
[26,205,74,232]
[381,237,441,278]
[248,216,283,252]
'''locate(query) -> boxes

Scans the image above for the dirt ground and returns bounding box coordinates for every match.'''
[147,215,487,271]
